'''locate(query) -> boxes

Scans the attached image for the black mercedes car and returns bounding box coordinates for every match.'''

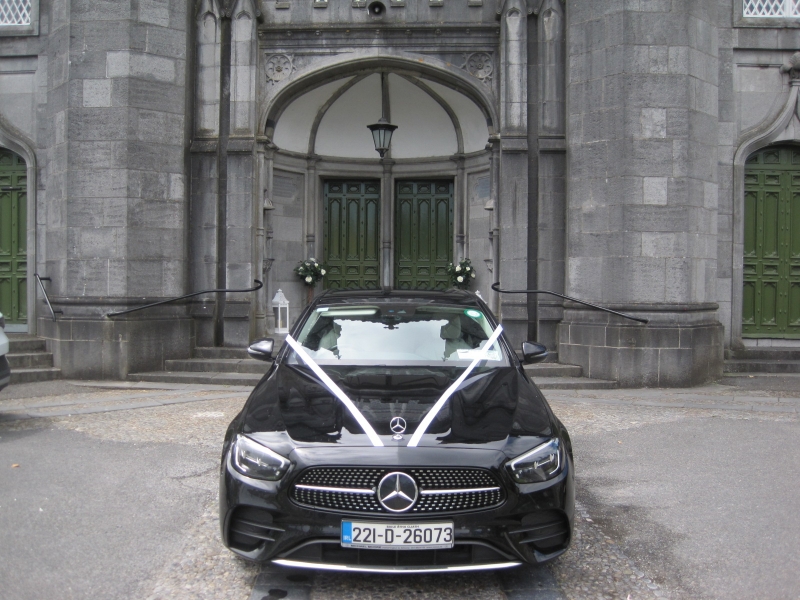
[219,289,574,573]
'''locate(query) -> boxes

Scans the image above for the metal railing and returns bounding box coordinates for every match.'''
[34,274,62,322]
[105,280,263,318]
[491,282,649,324]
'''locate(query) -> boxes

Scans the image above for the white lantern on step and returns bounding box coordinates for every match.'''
[272,289,290,334]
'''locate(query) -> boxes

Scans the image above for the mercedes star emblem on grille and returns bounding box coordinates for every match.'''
[377,472,418,512]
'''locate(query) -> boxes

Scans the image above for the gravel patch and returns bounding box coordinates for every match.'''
[140,500,260,600]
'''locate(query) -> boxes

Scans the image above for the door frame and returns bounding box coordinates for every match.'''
[0,116,37,335]
[741,146,800,339]
[313,158,465,289]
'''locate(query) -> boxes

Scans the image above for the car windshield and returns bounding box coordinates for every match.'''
[286,304,509,367]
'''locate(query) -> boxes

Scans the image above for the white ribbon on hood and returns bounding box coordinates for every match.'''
[284,334,384,447]
[407,324,504,448]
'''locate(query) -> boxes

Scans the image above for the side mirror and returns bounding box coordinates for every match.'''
[247,338,275,362]
[521,342,548,364]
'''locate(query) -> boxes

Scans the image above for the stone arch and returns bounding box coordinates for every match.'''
[0,112,37,334]
[271,71,476,158]
[731,57,800,346]
[261,54,498,141]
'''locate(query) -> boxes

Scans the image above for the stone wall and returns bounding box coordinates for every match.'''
[561,0,724,386]
[31,0,192,378]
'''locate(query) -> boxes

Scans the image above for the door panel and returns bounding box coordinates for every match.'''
[394,181,453,290]
[743,147,800,337]
[0,149,27,325]
[323,181,381,290]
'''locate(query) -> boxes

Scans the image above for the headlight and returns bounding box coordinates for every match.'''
[232,434,290,481]
[507,438,562,484]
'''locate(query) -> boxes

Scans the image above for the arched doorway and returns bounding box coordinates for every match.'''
[742,146,800,338]
[0,148,27,329]
[266,68,492,296]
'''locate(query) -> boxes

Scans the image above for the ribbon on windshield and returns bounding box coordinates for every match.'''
[284,334,384,447]
[407,324,504,448]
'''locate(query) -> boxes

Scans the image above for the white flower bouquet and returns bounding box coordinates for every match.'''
[294,258,326,287]
[446,258,476,290]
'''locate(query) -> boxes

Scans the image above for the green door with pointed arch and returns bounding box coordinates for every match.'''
[743,147,800,338]
[0,149,27,326]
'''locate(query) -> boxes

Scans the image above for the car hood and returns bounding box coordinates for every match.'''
[241,363,553,449]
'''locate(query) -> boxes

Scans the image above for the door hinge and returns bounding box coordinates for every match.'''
[1,186,23,192]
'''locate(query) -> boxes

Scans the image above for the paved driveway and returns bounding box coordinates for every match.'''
[1,377,798,599]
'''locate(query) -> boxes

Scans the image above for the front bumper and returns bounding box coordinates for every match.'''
[219,444,575,572]
[0,355,10,392]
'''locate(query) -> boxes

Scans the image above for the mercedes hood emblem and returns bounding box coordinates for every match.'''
[390,416,407,438]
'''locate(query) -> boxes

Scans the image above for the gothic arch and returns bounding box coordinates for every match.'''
[261,54,498,140]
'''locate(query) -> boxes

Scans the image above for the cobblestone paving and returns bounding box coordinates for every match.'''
[3,380,796,599]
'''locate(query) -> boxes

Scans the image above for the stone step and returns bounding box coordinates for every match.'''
[533,376,618,390]
[7,335,47,353]
[724,359,800,374]
[192,347,250,359]
[9,368,62,384]
[164,358,268,374]
[523,363,583,378]
[129,371,264,386]
[7,352,54,369]
[727,347,800,361]
[192,337,287,360]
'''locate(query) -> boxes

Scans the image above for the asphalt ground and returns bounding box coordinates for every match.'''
[0,375,798,599]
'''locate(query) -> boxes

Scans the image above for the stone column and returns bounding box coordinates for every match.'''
[536,0,567,350]
[497,0,530,348]
[382,159,394,288]
[560,0,723,386]
[41,0,192,377]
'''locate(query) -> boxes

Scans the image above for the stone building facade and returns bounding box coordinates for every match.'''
[0,0,798,385]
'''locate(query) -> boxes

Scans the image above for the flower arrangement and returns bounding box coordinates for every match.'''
[446,258,476,290]
[294,258,326,287]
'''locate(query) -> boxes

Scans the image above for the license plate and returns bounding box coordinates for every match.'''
[341,521,454,550]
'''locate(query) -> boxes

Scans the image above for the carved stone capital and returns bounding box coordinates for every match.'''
[780,51,800,84]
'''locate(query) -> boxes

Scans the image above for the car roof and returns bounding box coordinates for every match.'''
[315,288,481,306]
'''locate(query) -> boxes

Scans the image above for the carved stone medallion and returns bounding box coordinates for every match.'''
[266,54,293,83]
[465,52,493,82]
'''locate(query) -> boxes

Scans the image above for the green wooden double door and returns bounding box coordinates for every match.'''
[743,147,800,338]
[323,180,453,290]
[0,149,27,326]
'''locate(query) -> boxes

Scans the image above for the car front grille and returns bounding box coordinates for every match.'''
[290,467,505,514]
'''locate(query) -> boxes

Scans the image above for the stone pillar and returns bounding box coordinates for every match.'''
[560,0,723,386]
[498,0,530,348]
[190,0,222,347]
[40,0,192,378]
[533,0,567,351]
[381,159,394,288]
